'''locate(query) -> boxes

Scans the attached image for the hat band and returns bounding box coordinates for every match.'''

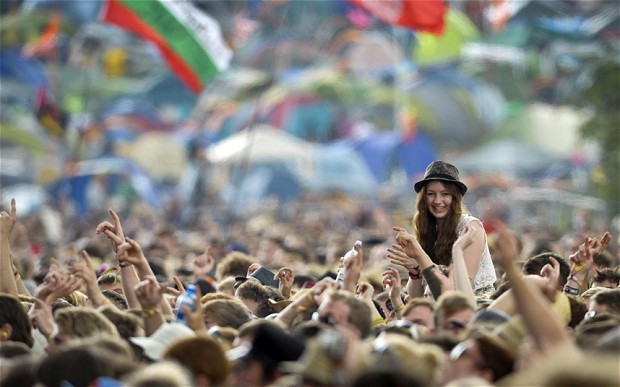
[424,173,459,182]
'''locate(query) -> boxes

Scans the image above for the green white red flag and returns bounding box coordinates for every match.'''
[348,0,448,35]
[101,0,232,93]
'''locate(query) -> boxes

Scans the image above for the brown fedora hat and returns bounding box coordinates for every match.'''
[414,160,467,194]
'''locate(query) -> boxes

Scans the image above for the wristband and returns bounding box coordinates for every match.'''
[142,308,158,318]
[372,317,385,326]
[306,291,317,305]
[563,285,579,295]
[409,272,422,280]
[394,303,405,312]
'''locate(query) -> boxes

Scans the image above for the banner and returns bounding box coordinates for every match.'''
[348,0,448,35]
[101,0,232,93]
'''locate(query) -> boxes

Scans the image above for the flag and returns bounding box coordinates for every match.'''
[36,88,68,138]
[348,0,448,35]
[22,11,62,59]
[101,0,232,94]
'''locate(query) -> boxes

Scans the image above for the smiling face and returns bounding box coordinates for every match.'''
[424,181,454,223]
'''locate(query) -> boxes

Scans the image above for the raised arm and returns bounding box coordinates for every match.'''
[497,249,573,354]
[451,225,477,306]
[459,220,486,286]
[0,199,18,296]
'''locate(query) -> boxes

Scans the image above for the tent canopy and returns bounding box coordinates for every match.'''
[207,124,317,169]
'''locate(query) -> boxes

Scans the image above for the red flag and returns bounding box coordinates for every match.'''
[348,0,448,35]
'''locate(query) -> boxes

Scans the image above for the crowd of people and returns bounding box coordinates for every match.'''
[1,160,619,387]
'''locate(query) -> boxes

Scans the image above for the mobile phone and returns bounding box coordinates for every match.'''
[249,267,280,288]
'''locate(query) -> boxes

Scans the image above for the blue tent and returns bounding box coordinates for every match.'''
[354,131,438,182]
[48,157,162,219]
[0,49,49,89]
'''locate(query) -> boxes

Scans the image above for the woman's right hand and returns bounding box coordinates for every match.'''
[387,243,420,273]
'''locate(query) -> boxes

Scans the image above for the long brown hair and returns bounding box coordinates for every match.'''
[412,182,464,265]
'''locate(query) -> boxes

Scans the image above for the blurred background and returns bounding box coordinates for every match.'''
[1,0,619,239]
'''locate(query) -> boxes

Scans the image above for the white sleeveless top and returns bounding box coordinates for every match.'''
[457,214,497,294]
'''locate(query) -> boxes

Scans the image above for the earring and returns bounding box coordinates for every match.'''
[1,331,8,338]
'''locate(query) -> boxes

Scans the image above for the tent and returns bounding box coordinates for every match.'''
[304,141,378,195]
[354,131,438,182]
[454,139,561,177]
[207,124,317,171]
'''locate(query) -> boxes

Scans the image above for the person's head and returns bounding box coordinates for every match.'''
[216,251,257,281]
[229,321,305,387]
[97,270,122,293]
[359,333,444,385]
[0,341,31,359]
[566,295,588,330]
[0,353,39,387]
[98,305,144,340]
[439,332,514,384]
[402,298,436,334]
[122,360,194,387]
[588,288,620,317]
[38,346,112,387]
[164,334,230,386]
[591,268,620,289]
[235,279,281,317]
[521,252,571,287]
[101,289,128,310]
[203,298,254,329]
[0,294,33,348]
[434,291,475,337]
[413,161,467,265]
[48,307,119,353]
[317,290,372,338]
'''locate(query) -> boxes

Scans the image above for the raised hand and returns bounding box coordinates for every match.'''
[453,226,476,252]
[311,276,338,306]
[96,209,126,254]
[275,266,295,299]
[193,246,215,279]
[44,272,83,305]
[181,286,206,333]
[71,250,109,307]
[133,275,165,310]
[381,267,402,301]
[386,243,420,273]
[246,263,261,277]
[0,198,16,236]
[29,298,55,340]
[355,281,374,300]
[540,256,561,290]
[116,237,148,269]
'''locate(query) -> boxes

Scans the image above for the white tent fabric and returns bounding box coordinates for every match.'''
[207,125,317,171]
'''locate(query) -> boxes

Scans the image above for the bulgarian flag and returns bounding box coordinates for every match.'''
[348,0,448,35]
[101,0,232,93]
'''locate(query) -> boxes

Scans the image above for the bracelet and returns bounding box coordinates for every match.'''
[119,261,133,268]
[570,262,587,274]
[371,317,385,326]
[394,303,405,312]
[563,285,580,295]
[142,308,158,318]
[306,291,316,305]
[568,275,582,287]
[409,272,422,280]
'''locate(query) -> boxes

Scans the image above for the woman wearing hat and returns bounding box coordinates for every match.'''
[389,161,496,297]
